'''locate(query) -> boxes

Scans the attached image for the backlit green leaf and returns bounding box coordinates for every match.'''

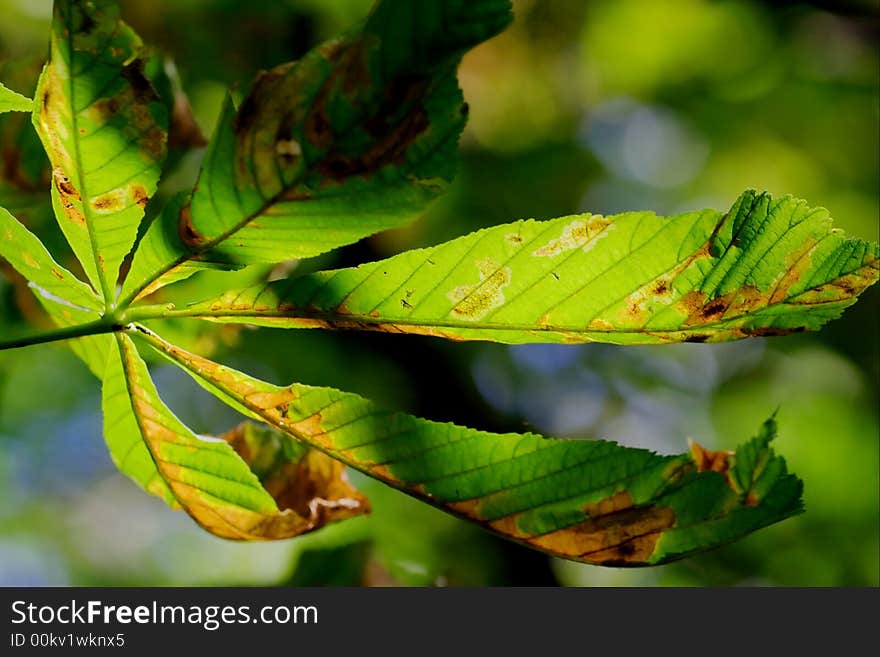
[135,325,803,566]
[102,332,369,539]
[165,190,879,344]
[32,0,167,303]
[118,0,512,303]
[0,205,101,312]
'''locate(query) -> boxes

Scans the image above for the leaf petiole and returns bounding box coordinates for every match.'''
[0,318,122,351]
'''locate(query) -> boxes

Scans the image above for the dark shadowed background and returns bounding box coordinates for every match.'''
[0,0,877,586]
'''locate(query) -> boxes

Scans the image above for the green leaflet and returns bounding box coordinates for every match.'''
[0,82,33,114]
[0,205,110,375]
[103,333,369,540]
[134,325,803,566]
[164,190,880,344]
[118,0,512,304]
[103,334,176,507]
[32,0,167,303]
[0,206,101,312]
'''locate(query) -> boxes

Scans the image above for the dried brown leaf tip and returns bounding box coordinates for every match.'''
[688,438,739,494]
[688,438,734,475]
[222,422,370,538]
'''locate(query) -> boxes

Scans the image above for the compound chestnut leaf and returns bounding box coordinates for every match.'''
[32,0,167,303]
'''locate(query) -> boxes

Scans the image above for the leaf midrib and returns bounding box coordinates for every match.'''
[63,6,114,307]
[126,258,872,338]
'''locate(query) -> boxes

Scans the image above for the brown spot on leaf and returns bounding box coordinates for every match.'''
[131,183,149,209]
[624,299,644,322]
[588,318,614,331]
[178,203,204,248]
[168,92,207,149]
[338,39,371,95]
[247,389,298,415]
[281,188,312,202]
[583,490,633,517]
[700,298,728,321]
[91,188,126,212]
[92,96,120,117]
[487,513,523,537]
[317,105,429,181]
[768,237,819,304]
[677,290,708,318]
[300,42,430,181]
[614,241,716,326]
[680,285,768,328]
[304,98,332,150]
[121,59,158,102]
[447,497,484,520]
[752,326,799,337]
[301,41,371,151]
[291,413,326,443]
[142,127,166,162]
[527,491,675,565]
[233,95,258,136]
[52,168,85,226]
[54,168,78,200]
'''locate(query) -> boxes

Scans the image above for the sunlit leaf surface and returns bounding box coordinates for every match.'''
[103,333,369,539]
[172,190,879,344]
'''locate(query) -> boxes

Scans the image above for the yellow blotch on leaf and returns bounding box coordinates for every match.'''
[532,214,612,258]
[448,258,512,321]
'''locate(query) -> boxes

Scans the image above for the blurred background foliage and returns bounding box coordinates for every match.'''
[0,0,877,586]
